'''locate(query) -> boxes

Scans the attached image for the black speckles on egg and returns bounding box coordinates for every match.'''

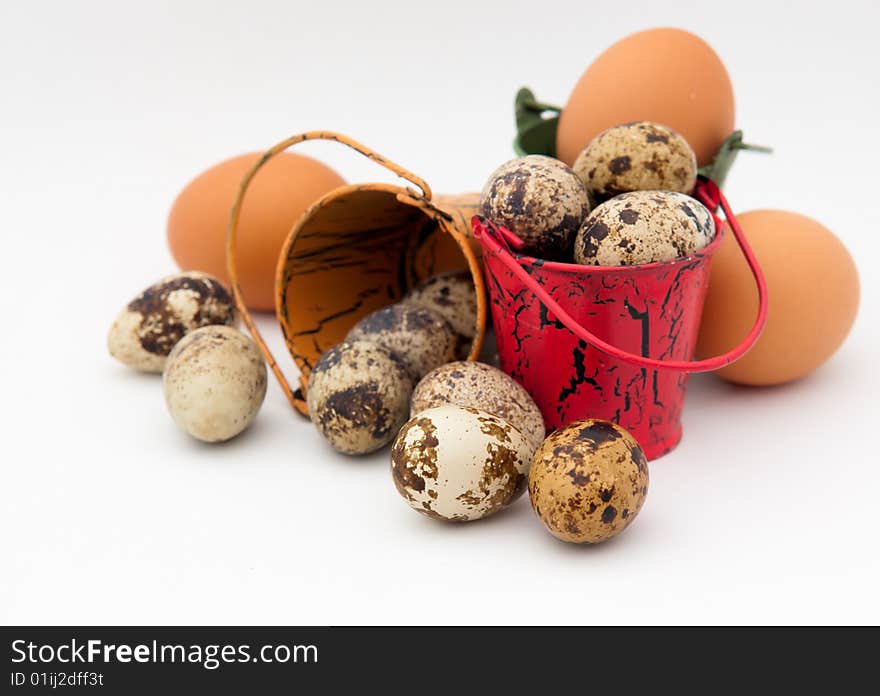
[480,155,591,261]
[313,343,346,373]
[321,383,393,442]
[579,220,610,260]
[619,208,640,225]
[609,156,632,175]
[572,122,697,203]
[568,470,591,486]
[578,420,622,446]
[391,415,438,500]
[574,191,714,266]
[528,418,649,544]
[645,130,670,144]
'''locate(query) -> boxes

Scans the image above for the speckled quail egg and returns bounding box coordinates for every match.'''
[391,405,533,522]
[479,155,591,260]
[572,121,697,202]
[163,325,267,442]
[528,419,649,544]
[402,272,478,359]
[108,271,238,372]
[307,340,413,455]
[345,304,456,380]
[573,190,714,266]
[411,361,545,451]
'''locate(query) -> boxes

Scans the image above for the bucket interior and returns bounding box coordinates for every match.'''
[277,186,479,379]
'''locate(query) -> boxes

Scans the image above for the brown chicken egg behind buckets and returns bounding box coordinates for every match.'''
[224,131,488,418]
[514,28,771,189]
[471,178,770,460]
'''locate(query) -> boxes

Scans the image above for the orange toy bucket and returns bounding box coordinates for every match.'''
[226,131,485,416]
[472,179,768,460]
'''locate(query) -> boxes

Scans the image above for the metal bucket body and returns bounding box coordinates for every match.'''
[473,178,768,461]
[482,239,720,460]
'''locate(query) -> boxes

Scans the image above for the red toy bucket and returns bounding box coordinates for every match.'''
[472,179,768,460]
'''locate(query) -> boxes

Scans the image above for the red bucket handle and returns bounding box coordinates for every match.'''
[472,179,768,373]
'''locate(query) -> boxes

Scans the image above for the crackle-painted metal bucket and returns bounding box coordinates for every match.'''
[226,131,485,416]
[472,178,768,460]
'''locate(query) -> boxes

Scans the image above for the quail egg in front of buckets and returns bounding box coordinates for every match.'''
[529,419,650,544]
[391,405,533,522]
[307,340,414,455]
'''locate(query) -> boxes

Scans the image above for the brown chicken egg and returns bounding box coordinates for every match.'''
[556,28,735,167]
[528,419,649,544]
[697,210,859,386]
[167,152,345,311]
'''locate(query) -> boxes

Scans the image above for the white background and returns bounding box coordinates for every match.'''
[2,0,878,625]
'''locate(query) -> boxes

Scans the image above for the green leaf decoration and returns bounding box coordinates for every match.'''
[698,130,773,189]
[514,87,561,157]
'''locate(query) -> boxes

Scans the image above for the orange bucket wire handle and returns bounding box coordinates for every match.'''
[226,131,483,416]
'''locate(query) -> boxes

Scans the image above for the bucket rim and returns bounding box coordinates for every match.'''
[499,220,726,275]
